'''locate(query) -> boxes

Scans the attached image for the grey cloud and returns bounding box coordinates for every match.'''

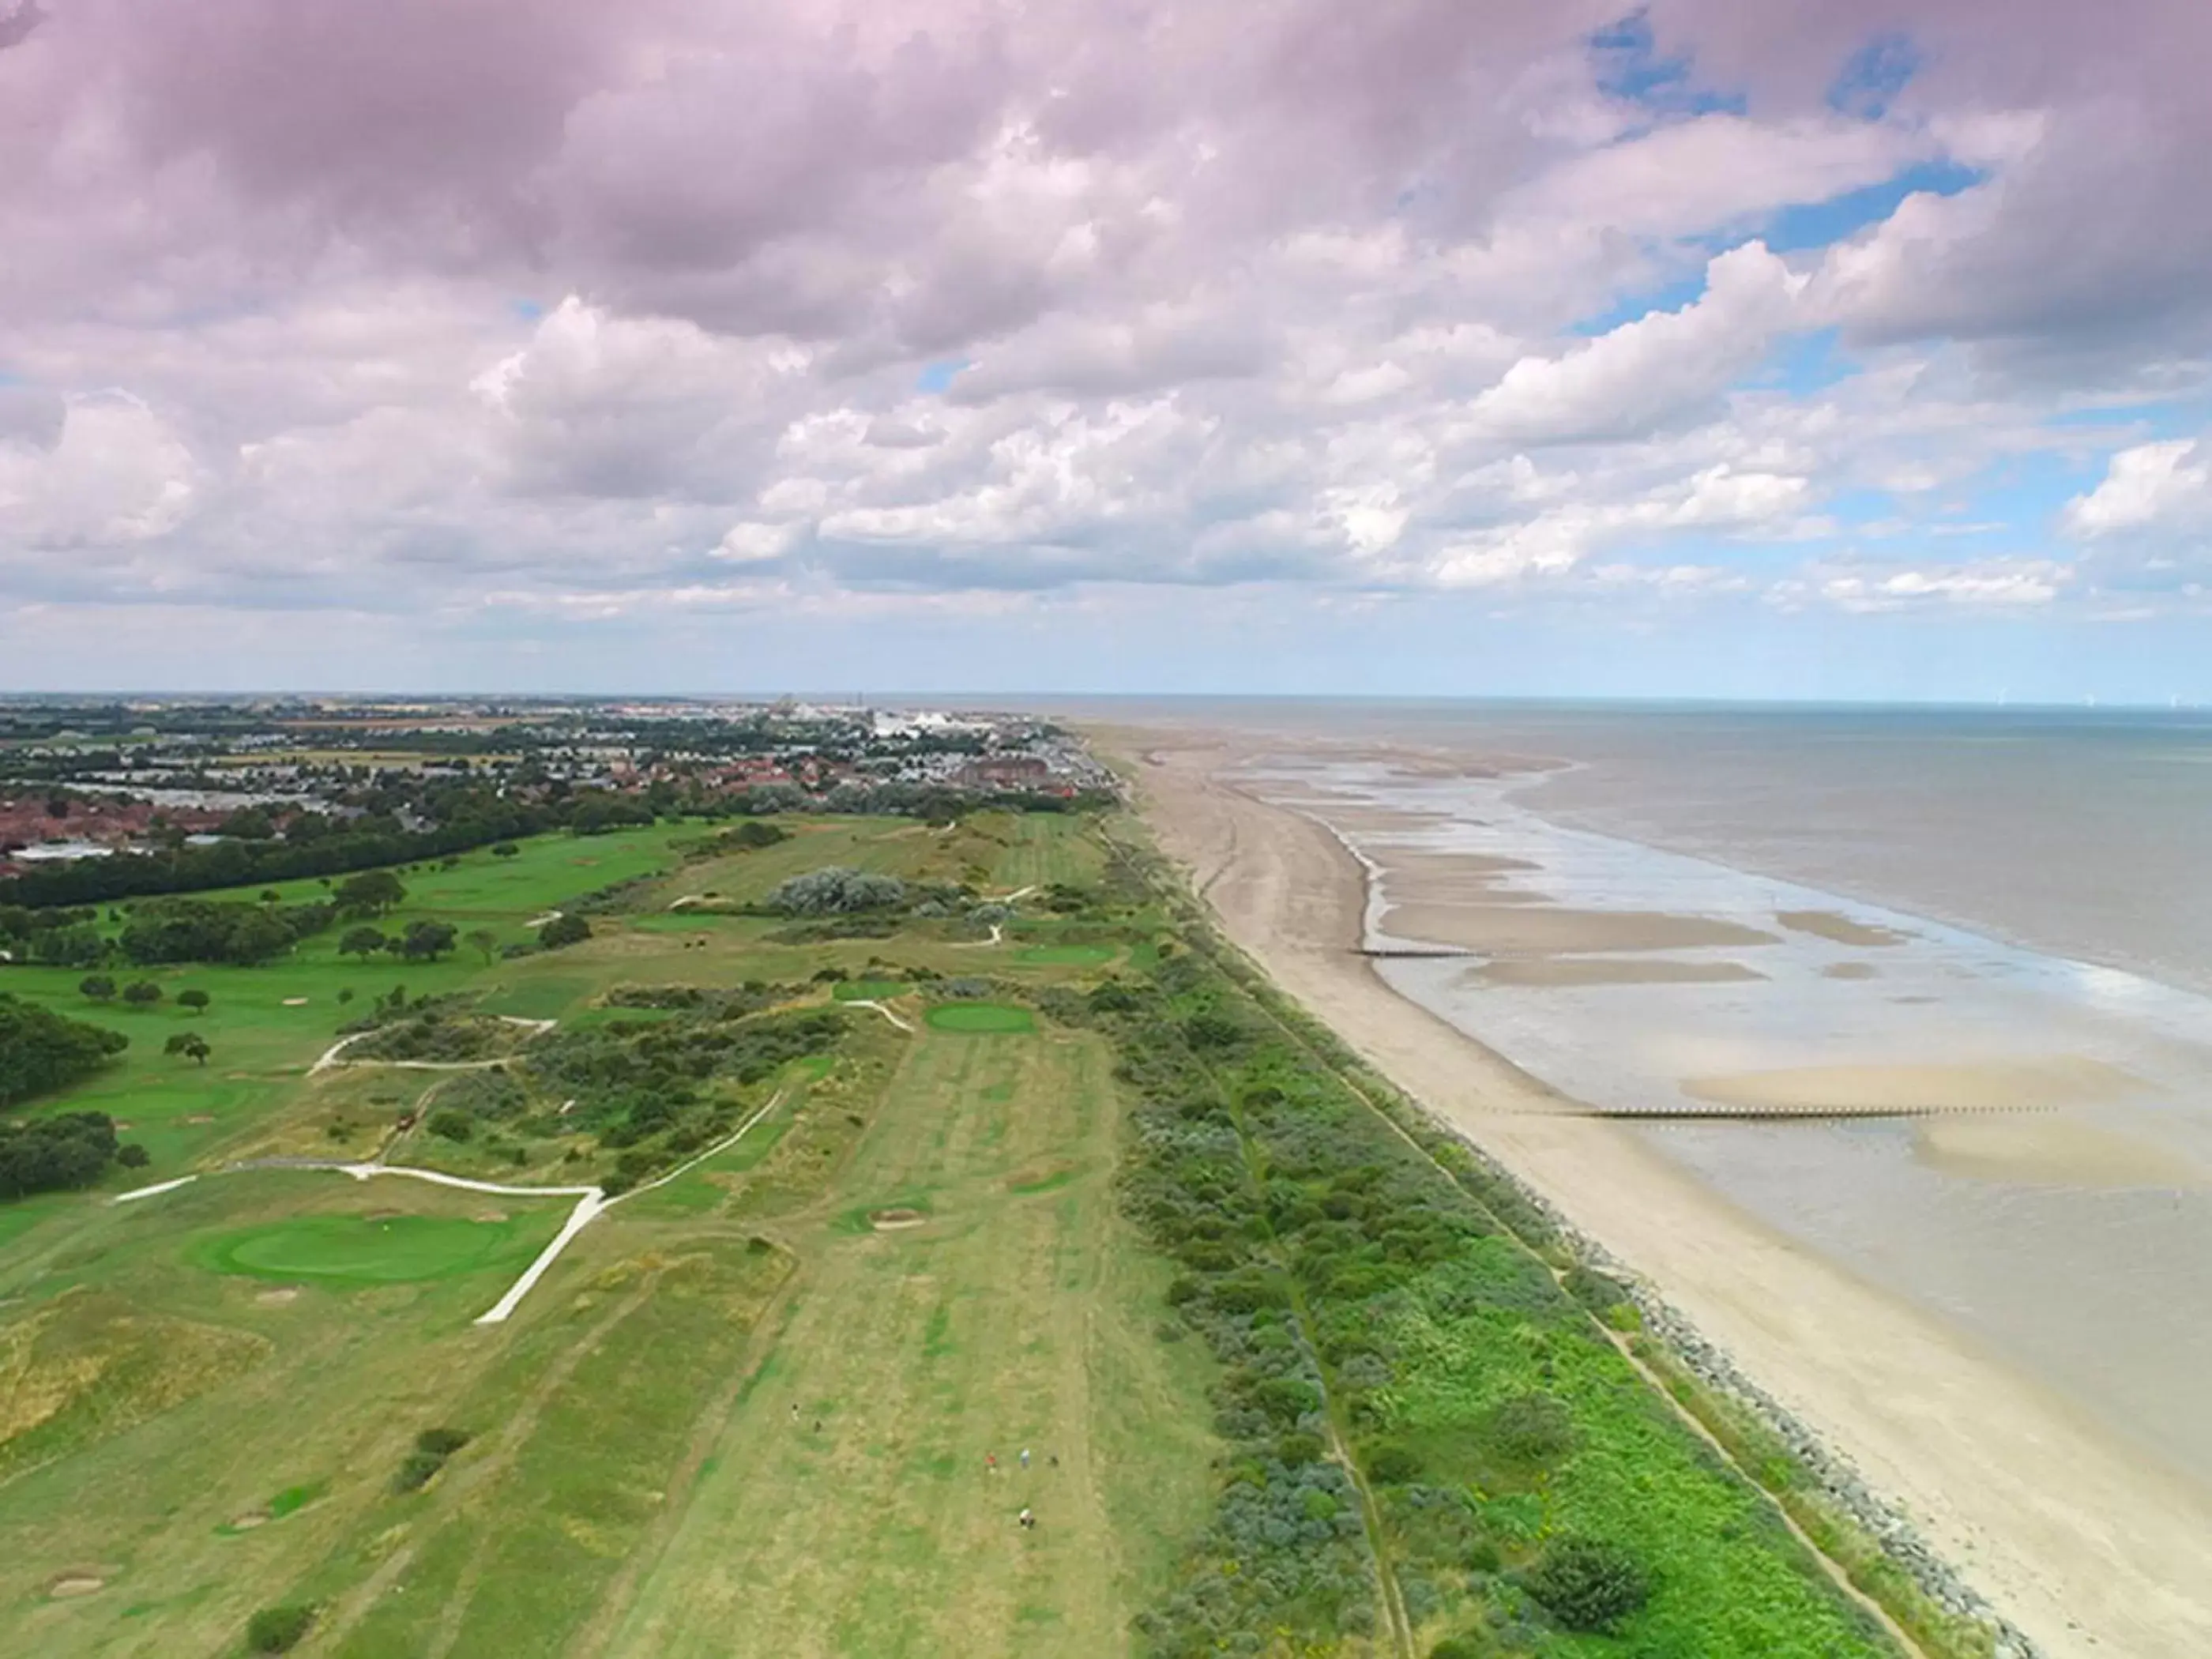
[0,2,43,52]
[0,382,64,447]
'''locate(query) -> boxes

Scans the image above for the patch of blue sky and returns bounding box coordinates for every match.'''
[507,298,546,322]
[1570,271,1709,336]
[1828,34,1920,120]
[914,359,968,394]
[1747,328,1854,396]
[1762,159,1983,254]
[0,368,21,386]
[1588,9,1745,120]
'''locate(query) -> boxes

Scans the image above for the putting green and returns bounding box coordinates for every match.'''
[197,1213,548,1286]
[1014,943,1118,967]
[923,1003,1035,1034]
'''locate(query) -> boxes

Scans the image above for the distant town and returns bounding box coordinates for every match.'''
[0,698,1115,885]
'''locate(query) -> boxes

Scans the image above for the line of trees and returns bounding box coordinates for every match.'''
[0,799,557,909]
[0,993,130,1107]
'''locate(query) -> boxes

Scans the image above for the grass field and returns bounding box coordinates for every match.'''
[0,810,1216,1658]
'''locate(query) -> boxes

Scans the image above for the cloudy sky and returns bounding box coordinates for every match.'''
[4,0,2211,700]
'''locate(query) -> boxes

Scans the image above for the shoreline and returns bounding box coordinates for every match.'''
[1099,722,2212,1659]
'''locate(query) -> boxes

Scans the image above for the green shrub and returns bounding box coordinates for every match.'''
[1524,1536,1650,1632]
[1481,1390,1577,1468]
[425,1108,472,1142]
[392,1451,446,1492]
[1428,1638,1486,1659]
[246,1603,315,1652]
[1365,1440,1421,1484]
[415,1426,471,1457]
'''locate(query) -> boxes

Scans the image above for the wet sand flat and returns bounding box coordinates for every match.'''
[1778,910,1913,947]
[1916,1115,2210,1189]
[1382,901,1780,956]
[1465,957,1768,988]
[1682,1056,2154,1115]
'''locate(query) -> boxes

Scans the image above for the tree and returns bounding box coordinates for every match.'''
[164,1031,212,1066]
[465,927,499,965]
[78,974,116,1003]
[177,988,210,1014]
[397,920,457,961]
[116,1142,150,1168]
[425,1108,472,1142]
[538,912,591,949]
[339,925,389,958]
[121,980,163,1008]
[491,841,521,859]
[333,870,406,916]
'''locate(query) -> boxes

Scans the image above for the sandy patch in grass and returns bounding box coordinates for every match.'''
[1823,962,1879,980]
[184,1114,215,1124]
[47,1572,106,1599]
[282,996,310,1006]
[254,1287,300,1306]
[1382,901,1778,956]
[869,1209,927,1231]
[1683,1056,2154,1115]
[1777,910,1912,946]
[1917,1115,2210,1190]
[1465,957,1767,988]
[228,1509,270,1530]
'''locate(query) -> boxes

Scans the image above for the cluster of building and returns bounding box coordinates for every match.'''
[0,698,1115,875]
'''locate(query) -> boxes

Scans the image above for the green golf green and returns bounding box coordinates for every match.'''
[924,1003,1035,1034]
[1014,943,1118,966]
[198,1213,547,1286]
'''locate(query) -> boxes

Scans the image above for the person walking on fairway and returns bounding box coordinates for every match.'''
[986,1452,998,1473]
[1019,1447,1030,1469]
[1018,1507,1035,1531]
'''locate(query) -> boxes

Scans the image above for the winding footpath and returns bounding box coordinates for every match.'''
[112,1089,788,1326]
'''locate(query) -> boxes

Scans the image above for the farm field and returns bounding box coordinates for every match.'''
[0,810,1217,1658]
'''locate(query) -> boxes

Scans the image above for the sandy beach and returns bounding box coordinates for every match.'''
[1103,723,2212,1659]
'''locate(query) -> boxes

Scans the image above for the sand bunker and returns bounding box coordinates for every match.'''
[1777,910,1911,947]
[1916,1115,2210,1191]
[228,1510,270,1530]
[1466,957,1767,988]
[282,996,310,1006]
[1822,962,1879,980]
[1682,1055,2154,1115]
[254,1287,300,1306]
[47,1574,105,1599]
[1381,902,1778,956]
[869,1209,927,1231]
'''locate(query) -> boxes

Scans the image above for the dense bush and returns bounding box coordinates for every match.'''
[0,1111,133,1198]
[245,1604,315,1653]
[538,912,592,949]
[0,994,129,1106]
[1100,897,1891,1659]
[1525,1536,1651,1632]
[762,867,908,915]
